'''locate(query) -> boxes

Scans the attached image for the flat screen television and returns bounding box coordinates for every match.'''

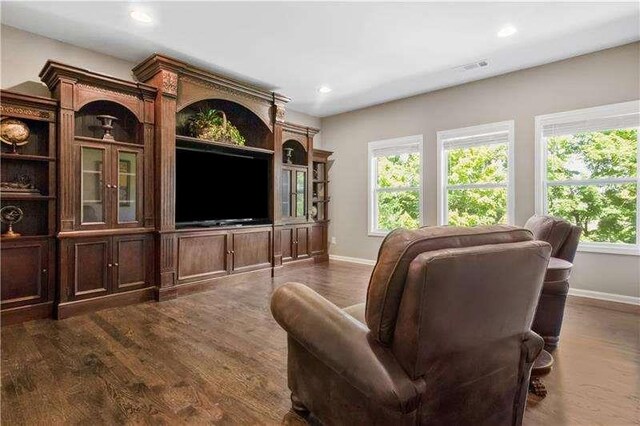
[175,146,270,227]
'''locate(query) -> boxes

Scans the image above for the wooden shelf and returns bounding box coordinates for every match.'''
[1,194,55,201]
[313,180,330,183]
[312,198,331,203]
[75,135,142,148]
[1,153,56,162]
[1,234,54,241]
[176,135,274,155]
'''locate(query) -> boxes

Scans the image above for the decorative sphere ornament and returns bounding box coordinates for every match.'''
[0,118,30,153]
[0,205,24,238]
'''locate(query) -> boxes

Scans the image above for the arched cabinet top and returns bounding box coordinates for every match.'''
[178,77,274,131]
[132,53,290,129]
[76,97,142,122]
[176,98,273,150]
[39,60,156,124]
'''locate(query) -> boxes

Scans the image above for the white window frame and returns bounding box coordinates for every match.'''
[368,135,424,237]
[437,120,515,226]
[535,100,640,256]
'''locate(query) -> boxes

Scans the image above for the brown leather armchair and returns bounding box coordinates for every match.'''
[524,215,582,351]
[272,226,551,425]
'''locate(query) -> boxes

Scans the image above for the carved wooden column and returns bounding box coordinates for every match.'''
[133,57,180,300]
[142,92,156,229]
[54,77,77,232]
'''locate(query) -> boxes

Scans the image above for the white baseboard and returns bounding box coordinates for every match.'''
[568,288,639,306]
[329,254,376,266]
[329,255,639,306]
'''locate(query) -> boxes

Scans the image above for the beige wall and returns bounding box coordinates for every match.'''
[322,42,640,299]
[0,25,321,136]
[1,25,134,96]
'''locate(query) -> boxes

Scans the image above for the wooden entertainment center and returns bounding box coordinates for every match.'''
[0,54,332,323]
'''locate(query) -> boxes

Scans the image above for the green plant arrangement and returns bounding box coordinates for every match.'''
[187,109,246,146]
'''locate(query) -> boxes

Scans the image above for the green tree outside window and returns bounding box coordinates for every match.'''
[375,153,421,231]
[545,129,638,245]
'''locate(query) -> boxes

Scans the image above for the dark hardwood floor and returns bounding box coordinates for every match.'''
[2,260,638,425]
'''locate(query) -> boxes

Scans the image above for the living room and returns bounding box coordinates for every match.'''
[0,2,638,425]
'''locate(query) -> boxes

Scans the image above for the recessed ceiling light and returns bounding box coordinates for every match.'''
[317,86,332,94]
[130,10,152,23]
[497,25,517,38]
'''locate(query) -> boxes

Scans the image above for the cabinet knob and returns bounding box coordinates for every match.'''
[114,263,119,267]
[231,250,235,254]
[42,269,47,273]
[108,263,113,267]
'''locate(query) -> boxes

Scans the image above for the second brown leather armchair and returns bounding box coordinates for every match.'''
[272,225,551,425]
[525,215,582,351]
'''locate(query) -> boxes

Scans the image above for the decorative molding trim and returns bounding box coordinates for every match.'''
[274,105,286,124]
[329,254,376,266]
[76,83,139,100]
[0,105,53,120]
[568,288,639,307]
[181,76,269,107]
[161,71,178,95]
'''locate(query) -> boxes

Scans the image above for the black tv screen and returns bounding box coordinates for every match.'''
[175,147,270,226]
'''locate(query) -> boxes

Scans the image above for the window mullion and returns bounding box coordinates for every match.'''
[446,182,508,190]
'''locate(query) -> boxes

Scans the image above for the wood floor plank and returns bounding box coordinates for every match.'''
[1,261,637,425]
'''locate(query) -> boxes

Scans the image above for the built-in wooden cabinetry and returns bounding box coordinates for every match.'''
[310,149,333,260]
[273,123,331,272]
[40,61,157,318]
[0,91,57,324]
[1,54,333,323]
[176,226,272,288]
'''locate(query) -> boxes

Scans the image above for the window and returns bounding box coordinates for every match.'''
[368,135,423,236]
[437,121,514,226]
[536,101,640,255]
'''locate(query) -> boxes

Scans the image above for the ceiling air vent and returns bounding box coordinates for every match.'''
[454,60,489,72]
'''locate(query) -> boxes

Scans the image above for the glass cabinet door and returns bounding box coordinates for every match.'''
[117,151,138,223]
[295,170,306,218]
[81,146,106,224]
[282,169,291,217]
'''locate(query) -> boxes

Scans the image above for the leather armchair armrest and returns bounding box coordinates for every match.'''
[271,282,420,413]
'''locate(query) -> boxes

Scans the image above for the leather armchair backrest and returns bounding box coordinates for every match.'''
[365,225,533,345]
[391,241,551,422]
[524,215,582,262]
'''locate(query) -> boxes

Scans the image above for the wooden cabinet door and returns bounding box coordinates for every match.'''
[76,143,112,230]
[177,231,229,284]
[296,226,311,260]
[113,146,144,228]
[281,227,295,263]
[67,236,111,300]
[311,223,327,256]
[230,228,272,273]
[294,170,307,219]
[113,234,153,292]
[281,168,293,219]
[1,239,50,309]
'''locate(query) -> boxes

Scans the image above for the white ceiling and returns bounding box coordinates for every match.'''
[2,2,639,117]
